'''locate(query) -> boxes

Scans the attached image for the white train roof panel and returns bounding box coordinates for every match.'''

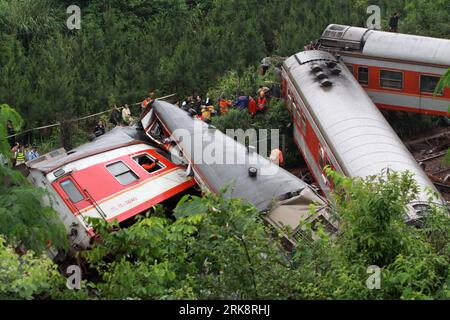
[283,50,439,202]
[320,24,450,66]
[363,30,450,66]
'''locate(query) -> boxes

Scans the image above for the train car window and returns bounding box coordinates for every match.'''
[318,146,326,170]
[301,113,307,135]
[420,75,442,94]
[380,70,403,89]
[60,179,84,203]
[287,88,293,112]
[357,67,369,85]
[106,161,139,185]
[133,154,165,174]
[295,108,302,125]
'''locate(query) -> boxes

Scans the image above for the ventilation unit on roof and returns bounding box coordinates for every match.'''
[330,68,341,75]
[326,61,337,68]
[315,71,327,80]
[320,79,333,87]
[310,64,322,72]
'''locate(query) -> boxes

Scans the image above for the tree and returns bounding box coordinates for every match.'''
[436,69,450,164]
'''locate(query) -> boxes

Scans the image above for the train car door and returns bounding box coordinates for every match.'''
[53,175,106,223]
[293,102,307,152]
[318,145,334,194]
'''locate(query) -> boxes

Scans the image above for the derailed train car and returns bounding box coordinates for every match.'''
[141,101,336,247]
[26,126,197,255]
[318,24,450,116]
[281,50,444,223]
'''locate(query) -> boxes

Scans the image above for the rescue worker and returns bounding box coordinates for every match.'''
[269,147,284,167]
[15,145,26,166]
[122,104,132,125]
[218,96,232,114]
[256,90,267,113]
[257,85,270,97]
[201,105,215,124]
[248,96,257,117]
[141,96,151,109]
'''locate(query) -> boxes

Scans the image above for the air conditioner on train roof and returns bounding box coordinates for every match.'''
[320,24,370,51]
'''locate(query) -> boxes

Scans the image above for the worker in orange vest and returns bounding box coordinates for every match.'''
[257,90,267,113]
[269,147,284,166]
[248,96,257,117]
[219,96,232,114]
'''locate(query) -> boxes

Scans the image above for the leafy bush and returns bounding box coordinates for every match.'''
[0,165,68,254]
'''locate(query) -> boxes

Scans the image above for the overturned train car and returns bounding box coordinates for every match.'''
[281,50,444,223]
[26,126,197,255]
[141,101,336,247]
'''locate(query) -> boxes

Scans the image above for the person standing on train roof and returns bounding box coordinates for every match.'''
[389,12,400,32]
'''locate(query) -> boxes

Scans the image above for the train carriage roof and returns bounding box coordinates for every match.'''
[282,50,439,204]
[149,101,308,211]
[320,24,450,67]
[27,126,150,174]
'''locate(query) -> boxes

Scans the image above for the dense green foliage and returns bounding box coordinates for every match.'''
[0,0,448,133]
[67,171,449,299]
[0,165,68,253]
[0,104,23,155]
[0,141,448,299]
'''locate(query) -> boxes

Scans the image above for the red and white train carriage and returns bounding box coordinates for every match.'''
[26,126,196,253]
[282,50,443,223]
[319,24,450,116]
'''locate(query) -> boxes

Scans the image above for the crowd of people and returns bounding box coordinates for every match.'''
[174,85,273,124]
[4,121,40,166]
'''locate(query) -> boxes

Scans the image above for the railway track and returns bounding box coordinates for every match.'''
[406,128,450,202]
